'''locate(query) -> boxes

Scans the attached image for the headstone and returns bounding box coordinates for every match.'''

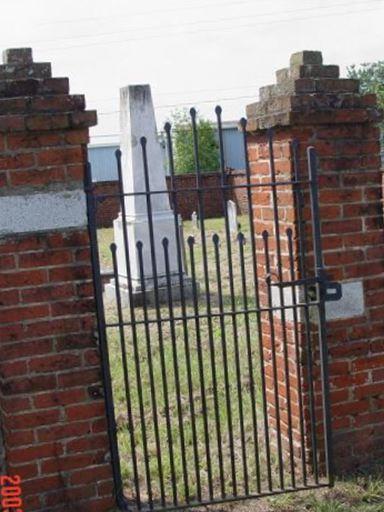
[191,211,198,227]
[227,200,238,235]
[178,214,188,275]
[105,84,193,305]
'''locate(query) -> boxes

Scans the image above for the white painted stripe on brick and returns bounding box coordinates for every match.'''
[0,190,87,235]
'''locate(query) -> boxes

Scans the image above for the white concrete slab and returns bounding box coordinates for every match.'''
[271,279,365,322]
[0,189,87,235]
[325,280,365,320]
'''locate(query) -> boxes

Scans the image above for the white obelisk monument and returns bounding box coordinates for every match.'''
[106,84,191,305]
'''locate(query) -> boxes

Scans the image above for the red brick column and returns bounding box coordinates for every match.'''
[0,48,114,511]
[246,50,384,474]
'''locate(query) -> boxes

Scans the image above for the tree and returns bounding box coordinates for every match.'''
[347,61,384,110]
[168,109,220,174]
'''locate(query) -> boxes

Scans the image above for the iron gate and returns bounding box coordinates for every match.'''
[86,107,340,511]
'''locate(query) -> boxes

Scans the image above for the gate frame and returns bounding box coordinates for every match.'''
[87,121,338,511]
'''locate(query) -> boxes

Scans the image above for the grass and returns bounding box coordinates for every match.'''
[262,467,384,512]
[98,217,384,511]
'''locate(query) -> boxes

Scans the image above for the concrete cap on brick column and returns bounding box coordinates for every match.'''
[290,50,323,66]
[3,48,33,65]
[245,50,383,131]
[0,47,52,80]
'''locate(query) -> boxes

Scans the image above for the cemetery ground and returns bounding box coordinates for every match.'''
[97,217,384,512]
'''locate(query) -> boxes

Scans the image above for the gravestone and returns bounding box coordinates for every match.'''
[227,199,238,235]
[106,84,193,305]
[191,211,198,227]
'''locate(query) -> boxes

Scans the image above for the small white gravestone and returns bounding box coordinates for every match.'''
[105,84,193,305]
[191,211,198,228]
[227,200,238,235]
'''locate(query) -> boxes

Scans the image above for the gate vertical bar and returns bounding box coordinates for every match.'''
[267,130,295,489]
[115,149,156,507]
[190,108,225,498]
[164,122,202,502]
[237,231,262,493]
[286,228,307,485]
[262,230,285,489]
[307,147,335,486]
[291,141,319,483]
[136,241,168,505]
[216,106,248,495]
[110,243,141,507]
[140,137,181,506]
[240,118,273,491]
[187,235,214,500]
[212,232,237,493]
[85,163,125,508]
[162,236,190,505]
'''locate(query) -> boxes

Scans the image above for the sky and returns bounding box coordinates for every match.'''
[1,0,383,144]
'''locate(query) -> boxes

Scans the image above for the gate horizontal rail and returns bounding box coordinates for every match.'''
[92,179,312,199]
[103,302,323,329]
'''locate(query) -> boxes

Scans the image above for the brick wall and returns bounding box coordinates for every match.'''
[0,48,114,511]
[246,50,384,473]
[93,181,120,228]
[228,169,249,214]
[167,171,223,220]
[94,171,249,227]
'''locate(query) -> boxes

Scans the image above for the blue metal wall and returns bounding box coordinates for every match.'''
[88,144,119,182]
[89,126,246,182]
[221,127,246,170]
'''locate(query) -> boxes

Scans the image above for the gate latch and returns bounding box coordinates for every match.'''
[319,271,342,302]
[270,275,342,302]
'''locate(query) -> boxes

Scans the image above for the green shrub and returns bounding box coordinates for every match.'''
[168,109,220,174]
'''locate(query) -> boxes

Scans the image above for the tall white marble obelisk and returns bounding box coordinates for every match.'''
[106,84,192,305]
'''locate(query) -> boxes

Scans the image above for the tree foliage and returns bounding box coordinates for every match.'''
[347,61,384,110]
[169,109,219,174]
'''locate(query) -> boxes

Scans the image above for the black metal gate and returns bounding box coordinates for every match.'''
[86,107,340,511]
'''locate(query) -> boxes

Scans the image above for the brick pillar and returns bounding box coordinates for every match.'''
[0,48,114,511]
[246,50,384,474]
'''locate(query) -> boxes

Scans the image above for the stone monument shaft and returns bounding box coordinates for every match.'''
[112,84,189,303]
